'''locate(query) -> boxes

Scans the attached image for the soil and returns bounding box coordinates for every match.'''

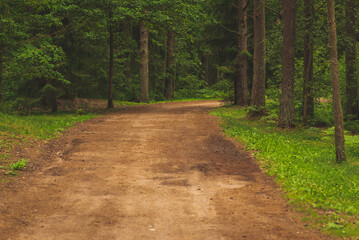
[0,101,333,240]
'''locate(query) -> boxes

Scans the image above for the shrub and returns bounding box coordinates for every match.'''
[40,84,59,112]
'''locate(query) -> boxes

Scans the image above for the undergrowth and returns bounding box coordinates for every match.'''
[211,104,359,238]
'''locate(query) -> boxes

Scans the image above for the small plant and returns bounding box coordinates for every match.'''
[76,109,86,115]
[9,159,28,171]
[6,170,17,176]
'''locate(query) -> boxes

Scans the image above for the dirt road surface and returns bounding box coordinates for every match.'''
[0,101,332,240]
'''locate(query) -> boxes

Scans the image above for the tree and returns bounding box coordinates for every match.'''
[140,21,149,103]
[0,0,9,104]
[327,0,346,163]
[251,0,266,110]
[279,0,296,128]
[302,0,314,125]
[165,30,175,99]
[107,6,114,108]
[235,0,248,106]
[345,0,358,119]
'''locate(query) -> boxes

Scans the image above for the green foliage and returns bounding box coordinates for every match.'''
[9,159,28,171]
[211,77,234,102]
[212,105,359,237]
[345,120,359,134]
[40,84,59,112]
[310,102,334,127]
[0,112,96,140]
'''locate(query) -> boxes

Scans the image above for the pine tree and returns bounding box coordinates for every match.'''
[279,0,296,128]
[327,0,346,163]
[235,0,248,106]
[251,0,266,111]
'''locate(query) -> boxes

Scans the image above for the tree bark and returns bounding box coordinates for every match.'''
[303,0,314,125]
[279,0,296,128]
[327,0,346,163]
[165,31,175,100]
[251,0,266,109]
[0,1,6,105]
[140,22,149,103]
[107,8,114,109]
[204,54,210,85]
[0,48,3,105]
[235,0,248,106]
[345,0,358,119]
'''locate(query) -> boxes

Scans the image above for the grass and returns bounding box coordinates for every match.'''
[0,112,96,140]
[211,104,359,238]
[0,112,97,179]
[9,158,28,171]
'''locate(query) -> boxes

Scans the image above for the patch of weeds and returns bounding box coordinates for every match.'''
[9,159,28,171]
[5,170,17,176]
[211,106,359,238]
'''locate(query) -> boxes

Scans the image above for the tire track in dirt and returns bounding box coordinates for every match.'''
[0,101,332,240]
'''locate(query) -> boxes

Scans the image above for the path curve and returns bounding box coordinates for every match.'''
[0,101,331,240]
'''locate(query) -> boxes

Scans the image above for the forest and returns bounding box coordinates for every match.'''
[1,0,359,238]
[0,0,358,129]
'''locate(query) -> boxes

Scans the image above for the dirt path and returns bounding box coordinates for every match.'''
[0,101,332,240]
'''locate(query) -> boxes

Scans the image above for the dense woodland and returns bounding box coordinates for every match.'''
[1,1,359,161]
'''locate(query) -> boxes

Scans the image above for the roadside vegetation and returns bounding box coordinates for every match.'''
[212,101,359,238]
[0,112,97,180]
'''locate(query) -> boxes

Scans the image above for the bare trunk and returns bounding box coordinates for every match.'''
[165,31,175,100]
[279,0,296,128]
[107,8,114,109]
[345,0,358,119]
[140,22,149,103]
[0,1,6,105]
[204,55,210,85]
[235,0,248,106]
[302,0,314,125]
[0,48,3,105]
[251,0,266,109]
[327,0,346,163]
[160,34,167,95]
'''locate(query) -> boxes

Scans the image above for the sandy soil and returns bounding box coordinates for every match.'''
[0,101,333,240]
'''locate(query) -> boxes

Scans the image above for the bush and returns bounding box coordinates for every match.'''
[211,78,234,102]
[40,84,59,112]
[345,120,359,134]
[310,102,334,127]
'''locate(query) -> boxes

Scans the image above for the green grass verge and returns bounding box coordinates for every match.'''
[0,112,97,177]
[0,112,96,140]
[211,105,359,238]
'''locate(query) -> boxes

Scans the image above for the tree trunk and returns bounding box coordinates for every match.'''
[165,31,175,100]
[235,0,248,106]
[251,0,266,109]
[160,34,167,96]
[302,0,314,125]
[204,54,210,85]
[345,0,358,119]
[327,0,346,163]
[0,1,6,105]
[140,22,149,103]
[107,8,114,109]
[279,0,296,128]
